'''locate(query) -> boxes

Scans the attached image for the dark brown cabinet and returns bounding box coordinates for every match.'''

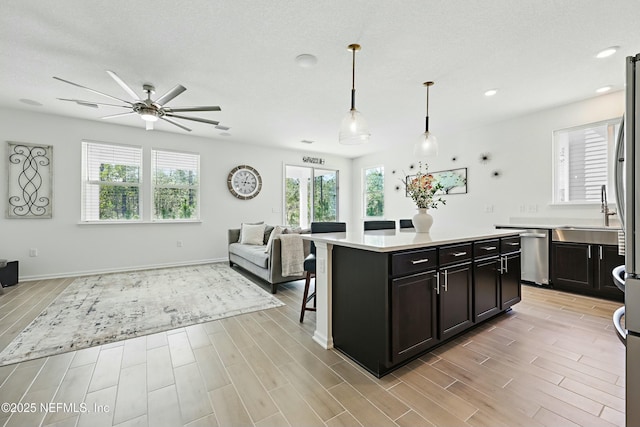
[331,234,522,377]
[501,252,522,308]
[391,272,438,363]
[473,257,501,322]
[438,243,473,340]
[551,242,623,300]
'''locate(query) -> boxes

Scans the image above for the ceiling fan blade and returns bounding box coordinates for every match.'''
[164,113,219,126]
[53,76,133,105]
[101,112,138,120]
[154,85,186,106]
[163,106,221,112]
[160,116,192,132]
[57,98,131,109]
[106,70,140,100]
[146,121,154,131]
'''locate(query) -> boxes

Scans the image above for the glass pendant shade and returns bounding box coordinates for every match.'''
[414,131,438,156]
[339,108,370,144]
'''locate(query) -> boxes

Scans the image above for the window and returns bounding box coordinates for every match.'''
[152,149,200,220]
[552,118,621,204]
[81,142,200,222]
[363,166,384,217]
[82,141,142,221]
[284,165,338,228]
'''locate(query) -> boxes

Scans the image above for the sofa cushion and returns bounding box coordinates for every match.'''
[229,243,270,268]
[240,223,266,245]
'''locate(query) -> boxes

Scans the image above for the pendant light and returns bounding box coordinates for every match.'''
[414,81,438,157]
[339,43,371,144]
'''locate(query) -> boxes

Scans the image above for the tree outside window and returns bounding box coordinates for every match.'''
[364,166,384,217]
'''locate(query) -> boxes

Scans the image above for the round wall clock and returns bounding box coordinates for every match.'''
[227,165,262,199]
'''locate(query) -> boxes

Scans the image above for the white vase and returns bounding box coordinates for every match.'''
[412,208,433,233]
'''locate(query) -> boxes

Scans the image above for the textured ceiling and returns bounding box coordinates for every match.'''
[1,0,639,158]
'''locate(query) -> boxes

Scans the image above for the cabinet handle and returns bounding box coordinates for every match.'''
[499,257,505,274]
[411,258,430,265]
[507,242,519,246]
[504,256,509,274]
[435,273,440,294]
[482,246,497,251]
[452,252,467,257]
[599,246,603,260]
[444,270,448,292]
[588,245,592,259]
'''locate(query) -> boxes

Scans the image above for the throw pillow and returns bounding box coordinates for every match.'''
[238,221,264,242]
[240,223,267,245]
[264,225,285,253]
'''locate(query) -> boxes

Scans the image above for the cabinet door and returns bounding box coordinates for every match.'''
[501,253,522,308]
[473,258,501,322]
[439,264,473,340]
[598,245,625,297]
[551,242,595,289]
[391,272,438,363]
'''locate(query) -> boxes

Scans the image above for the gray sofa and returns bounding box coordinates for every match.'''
[228,226,310,294]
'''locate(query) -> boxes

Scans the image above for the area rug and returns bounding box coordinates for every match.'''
[0,263,284,366]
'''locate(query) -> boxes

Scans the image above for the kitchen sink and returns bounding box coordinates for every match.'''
[552,227,621,245]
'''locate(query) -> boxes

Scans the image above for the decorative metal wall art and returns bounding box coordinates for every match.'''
[7,142,53,218]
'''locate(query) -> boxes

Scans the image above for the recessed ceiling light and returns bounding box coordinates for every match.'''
[295,54,318,68]
[484,89,498,97]
[19,98,43,106]
[596,86,612,93]
[596,46,619,59]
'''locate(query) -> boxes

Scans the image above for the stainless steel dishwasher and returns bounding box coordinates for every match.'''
[520,229,550,285]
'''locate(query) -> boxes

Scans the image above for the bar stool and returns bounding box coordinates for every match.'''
[399,219,414,229]
[364,220,396,230]
[300,222,347,322]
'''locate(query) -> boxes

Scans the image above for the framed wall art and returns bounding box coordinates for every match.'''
[405,167,467,197]
[7,142,53,218]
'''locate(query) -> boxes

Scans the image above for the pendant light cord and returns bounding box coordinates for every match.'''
[425,84,430,132]
[350,46,356,111]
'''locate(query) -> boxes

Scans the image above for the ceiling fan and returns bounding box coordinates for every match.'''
[53,70,222,132]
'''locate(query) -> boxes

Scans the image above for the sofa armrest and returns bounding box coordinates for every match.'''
[228,229,241,245]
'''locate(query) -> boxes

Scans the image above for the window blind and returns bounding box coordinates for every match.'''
[82,141,142,221]
[151,149,200,220]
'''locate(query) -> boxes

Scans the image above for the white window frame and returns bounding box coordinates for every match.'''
[81,141,142,222]
[363,165,385,218]
[151,148,200,221]
[552,118,621,205]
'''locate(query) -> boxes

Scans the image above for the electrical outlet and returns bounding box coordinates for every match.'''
[528,204,538,213]
[177,240,183,248]
[29,248,38,257]
[519,204,526,213]
[484,205,494,213]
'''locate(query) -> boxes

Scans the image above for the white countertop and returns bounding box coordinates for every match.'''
[495,223,622,231]
[301,228,524,252]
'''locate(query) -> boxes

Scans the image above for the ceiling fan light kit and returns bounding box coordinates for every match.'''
[414,81,439,157]
[339,43,371,145]
[54,70,222,132]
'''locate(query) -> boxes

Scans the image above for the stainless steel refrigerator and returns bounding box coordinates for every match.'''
[613,52,640,426]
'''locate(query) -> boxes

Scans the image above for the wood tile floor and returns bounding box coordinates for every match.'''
[0,270,626,427]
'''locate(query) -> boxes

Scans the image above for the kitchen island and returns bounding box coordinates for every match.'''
[302,227,523,377]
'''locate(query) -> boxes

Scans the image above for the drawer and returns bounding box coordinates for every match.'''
[391,248,437,276]
[439,243,472,266]
[474,239,500,259]
[501,236,521,253]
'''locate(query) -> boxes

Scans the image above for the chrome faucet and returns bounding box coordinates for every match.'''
[601,185,616,226]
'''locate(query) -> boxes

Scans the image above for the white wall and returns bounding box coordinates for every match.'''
[351,91,624,230]
[0,108,352,280]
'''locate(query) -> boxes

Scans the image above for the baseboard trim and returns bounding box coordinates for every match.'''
[20,257,228,282]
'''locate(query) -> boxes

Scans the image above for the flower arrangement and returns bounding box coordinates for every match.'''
[404,162,446,209]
